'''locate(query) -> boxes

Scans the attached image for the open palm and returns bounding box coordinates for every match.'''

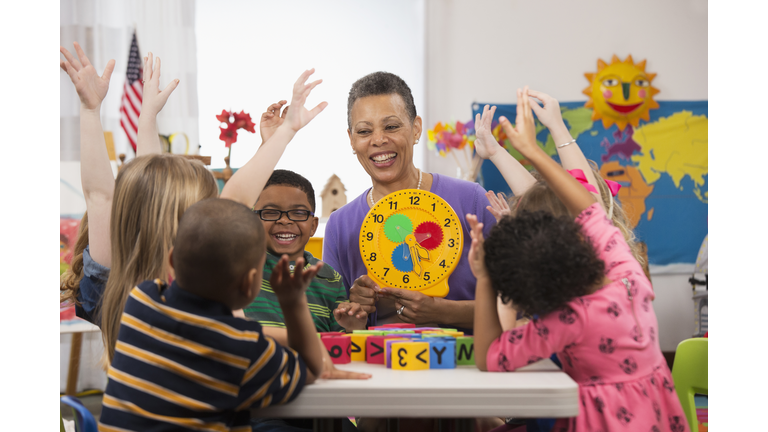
[474,104,501,160]
[284,69,328,133]
[60,42,114,110]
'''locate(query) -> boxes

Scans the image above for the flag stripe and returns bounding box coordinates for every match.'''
[120,31,143,152]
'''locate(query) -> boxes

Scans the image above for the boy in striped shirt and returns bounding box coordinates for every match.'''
[245,170,367,335]
[99,198,329,431]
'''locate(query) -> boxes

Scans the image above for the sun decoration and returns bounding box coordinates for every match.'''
[583,55,660,131]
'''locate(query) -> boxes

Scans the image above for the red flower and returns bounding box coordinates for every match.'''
[219,123,239,147]
[216,109,232,125]
[233,110,256,133]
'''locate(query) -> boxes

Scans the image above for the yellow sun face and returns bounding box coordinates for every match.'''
[583,55,660,130]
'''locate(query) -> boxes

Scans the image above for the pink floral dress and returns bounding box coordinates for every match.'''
[487,203,689,432]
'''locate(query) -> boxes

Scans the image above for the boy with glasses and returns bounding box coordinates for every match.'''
[245,170,367,334]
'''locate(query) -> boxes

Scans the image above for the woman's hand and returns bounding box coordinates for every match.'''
[500,86,538,157]
[282,69,328,133]
[473,105,501,160]
[349,275,380,314]
[260,100,288,143]
[332,302,368,331]
[466,213,488,280]
[60,42,115,111]
[485,190,510,222]
[377,288,440,325]
[141,52,179,116]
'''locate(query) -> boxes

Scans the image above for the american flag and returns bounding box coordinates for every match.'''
[120,32,143,153]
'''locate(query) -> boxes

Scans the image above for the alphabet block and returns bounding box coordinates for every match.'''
[322,336,351,364]
[456,336,475,366]
[378,323,416,329]
[428,339,456,369]
[385,338,410,368]
[349,334,368,362]
[391,342,430,370]
[443,331,464,337]
[366,335,386,364]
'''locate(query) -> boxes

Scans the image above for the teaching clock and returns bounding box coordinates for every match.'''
[359,189,463,298]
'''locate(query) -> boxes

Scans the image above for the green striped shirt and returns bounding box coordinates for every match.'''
[244,251,347,332]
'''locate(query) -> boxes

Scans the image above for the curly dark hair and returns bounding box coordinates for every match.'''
[263,169,316,212]
[484,210,605,317]
[347,71,417,129]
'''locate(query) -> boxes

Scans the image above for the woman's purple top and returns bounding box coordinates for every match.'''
[322,173,496,320]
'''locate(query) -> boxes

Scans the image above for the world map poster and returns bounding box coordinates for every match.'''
[472,101,708,267]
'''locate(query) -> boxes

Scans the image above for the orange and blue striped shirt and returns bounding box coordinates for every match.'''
[98,279,306,432]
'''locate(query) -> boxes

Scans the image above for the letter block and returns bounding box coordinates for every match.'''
[349,334,368,362]
[322,336,351,364]
[428,339,456,369]
[385,338,410,368]
[391,342,430,370]
[377,323,416,329]
[366,335,386,364]
[456,336,475,366]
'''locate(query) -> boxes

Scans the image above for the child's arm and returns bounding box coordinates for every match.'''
[60,43,116,267]
[220,69,327,207]
[271,255,324,384]
[500,87,596,217]
[527,89,602,205]
[259,100,289,145]
[474,105,537,198]
[466,214,501,371]
[332,302,368,331]
[136,53,179,157]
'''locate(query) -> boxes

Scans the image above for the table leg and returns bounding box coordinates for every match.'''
[66,332,83,396]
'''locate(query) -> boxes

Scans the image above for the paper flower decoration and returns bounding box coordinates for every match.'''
[427,120,483,181]
[217,109,256,148]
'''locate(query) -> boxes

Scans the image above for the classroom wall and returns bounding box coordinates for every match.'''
[422,0,708,351]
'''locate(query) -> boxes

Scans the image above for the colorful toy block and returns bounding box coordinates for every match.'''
[365,335,387,364]
[385,338,410,368]
[322,336,351,364]
[349,334,368,362]
[391,342,430,370]
[319,331,345,338]
[376,323,416,329]
[456,336,475,366]
[428,338,456,369]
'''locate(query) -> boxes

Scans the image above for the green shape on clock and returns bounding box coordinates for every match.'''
[383,214,413,243]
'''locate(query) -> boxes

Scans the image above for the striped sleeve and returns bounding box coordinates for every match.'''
[236,336,307,410]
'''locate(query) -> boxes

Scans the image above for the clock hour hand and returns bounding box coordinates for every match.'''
[406,235,430,277]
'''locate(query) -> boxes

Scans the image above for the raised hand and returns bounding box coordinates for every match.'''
[526,89,565,131]
[283,69,328,133]
[466,213,488,280]
[474,105,502,160]
[270,255,323,305]
[485,190,510,222]
[332,302,368,331]
[141,52,179,116]
[260,100,289,143]
[60,42,115,111]
[500,86,538,157]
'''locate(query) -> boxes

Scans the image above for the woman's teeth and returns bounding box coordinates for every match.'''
[372,153,396,163]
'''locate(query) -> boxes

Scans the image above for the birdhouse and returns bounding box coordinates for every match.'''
[320,174,347,218]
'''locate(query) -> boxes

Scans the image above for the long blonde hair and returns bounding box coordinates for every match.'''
[60,212,89,306]
[99,154,218,364]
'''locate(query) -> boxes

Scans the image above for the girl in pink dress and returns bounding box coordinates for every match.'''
[466,87,689,432]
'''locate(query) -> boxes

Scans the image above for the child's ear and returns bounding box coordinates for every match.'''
[310,216,319,237]
[242,268,261,299]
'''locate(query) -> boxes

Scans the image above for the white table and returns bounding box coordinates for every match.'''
[254,359,578,431]
[60,319,101,395]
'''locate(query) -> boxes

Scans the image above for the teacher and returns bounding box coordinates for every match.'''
[323,72,495,332]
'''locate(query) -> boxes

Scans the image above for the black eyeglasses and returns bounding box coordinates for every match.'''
[254,209,314,222]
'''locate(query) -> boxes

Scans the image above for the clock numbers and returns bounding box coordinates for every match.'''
[444,218,451,227]
[424,272,431,281]
[388,201,398,210]
[370,252,377,261]
[431,203,436,211]
[403,274,410,283]
[383,267,390,276]
[448,238,455,248]
[373,214,384,223]
[366,232,373,241]
[409,196,420,205]
[439,260,446,268]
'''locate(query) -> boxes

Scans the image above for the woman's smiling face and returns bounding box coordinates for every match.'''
[348,94,422,186]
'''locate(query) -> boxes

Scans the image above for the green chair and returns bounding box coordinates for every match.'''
[671,338,708,432]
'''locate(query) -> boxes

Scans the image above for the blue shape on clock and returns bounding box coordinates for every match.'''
[391,243,413,273]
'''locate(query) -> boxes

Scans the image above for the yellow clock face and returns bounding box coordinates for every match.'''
[359,189,463,298]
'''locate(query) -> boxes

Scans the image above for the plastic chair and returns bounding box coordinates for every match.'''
[60,396,98,432]
[671,338,708,432]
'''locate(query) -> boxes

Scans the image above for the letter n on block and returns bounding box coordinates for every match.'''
[428,339,456,369]
[456,336,475,366]
[322,336,351,364]
[391,341,430,370]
